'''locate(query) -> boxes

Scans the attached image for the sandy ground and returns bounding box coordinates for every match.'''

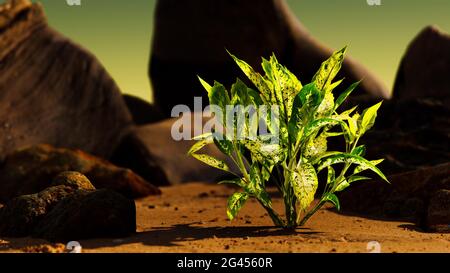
[1,182,449,253]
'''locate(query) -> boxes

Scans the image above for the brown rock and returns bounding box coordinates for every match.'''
[0,144,161,203]
[150,0,389,117]
[427,190,450,233]
[339,163,450,224]
[360,98,450,175]
[0,0,132,159]
[0,184,87,237]
[112,113,236,185]
[123,94,165,125]
[393,26,450,102]
[33,189,136,242]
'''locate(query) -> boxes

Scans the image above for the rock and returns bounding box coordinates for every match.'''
[123,94,165,125]
[150,0,389,117]
[51,171,96,191]
[426,190,450,233]
[33,189,136,242]
[0,144,161,203]
[339,163,450,226]
[360,98,450,175]
[0,183,89,237]
[0,0,133,159]
[393,26,450,102]
[111,113,236,185]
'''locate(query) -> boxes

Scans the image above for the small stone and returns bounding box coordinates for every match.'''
[198,192,209,198]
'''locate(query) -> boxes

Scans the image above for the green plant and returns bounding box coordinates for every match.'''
[189,47,388,228]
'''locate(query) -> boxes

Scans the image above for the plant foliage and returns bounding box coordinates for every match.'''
[189,47,388,228]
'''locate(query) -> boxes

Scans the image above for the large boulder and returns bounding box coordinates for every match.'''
[359,98,450,175]
[0,172,136,242]
[150,0,389,117]
[393,26,450,102]
[427,190,450,233]
[33,189,136,242]
[123,94,165,125]
[112,113,236,185]
[0,0,132,159]
[0,144,161,203]
[0,172,94,237]
[339,163,450,231]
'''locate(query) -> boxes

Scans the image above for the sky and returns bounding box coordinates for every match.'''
[22,0,450,102]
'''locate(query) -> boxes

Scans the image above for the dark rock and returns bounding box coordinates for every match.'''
[33,189,136,242]
[426,190,450,233]
[112,113,236,185]
[0,0,133,159]
[0,144,161,203]
[123,94,165,125]
[0,180,92,237]
[339,163,450,223]
[51,171,96,191]
[393,26,450,102]
[361,98,450,175]
[150,0,389,117]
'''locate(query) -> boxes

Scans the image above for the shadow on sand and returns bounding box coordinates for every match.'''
[81,224,321,249]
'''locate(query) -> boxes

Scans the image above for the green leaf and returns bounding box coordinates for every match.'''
[353,159,384,175]
[317,153,388,182]
[188,136,213,155]
[191,154,230,172]
[358,101,382,136]
[304,132,328,160]
[291,162,318,212]
[324,193,340,210]
[335,180,350,192]
[265,54,303,119]
[327,166,335,185]
[313,46,347,91]
[335,81,361,111]
[192,132,213,141]
[316,91,335,118]
[213,133,234,156]
[227,192,249,220]
[243,139,286,165]
[218,178,245,188]
[209,82,231,125]
[352,145,366,156]
[346,112,360,142]
[328,78,344,93]
[304,118,349,140]
[198,76,213,95]
[249,163,263,193]
[230,78,251,106]
[288,83,323,143]
[348,175,372,183]
[228,51,272,103]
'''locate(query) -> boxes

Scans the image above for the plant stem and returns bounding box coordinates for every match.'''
[258,200,285,227]
[298,200,326,226]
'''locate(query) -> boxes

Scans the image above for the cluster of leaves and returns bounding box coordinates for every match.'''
[189,47,388,228]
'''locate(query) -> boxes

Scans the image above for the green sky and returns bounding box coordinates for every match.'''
[26,0,450,102]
